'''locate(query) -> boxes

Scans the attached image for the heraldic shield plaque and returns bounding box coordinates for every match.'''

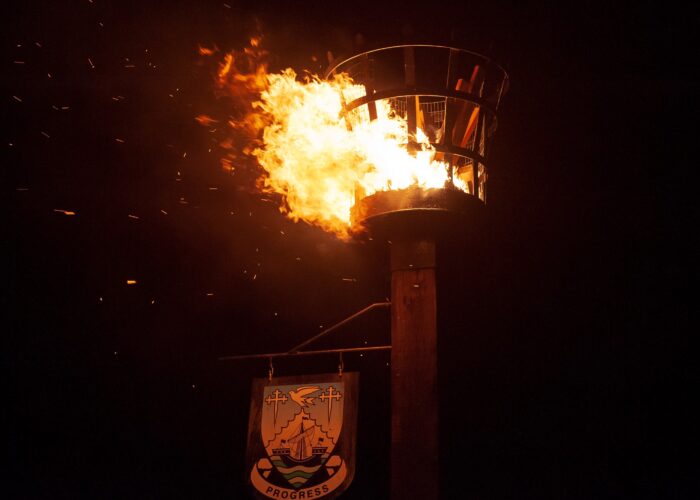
[246,373,358,499]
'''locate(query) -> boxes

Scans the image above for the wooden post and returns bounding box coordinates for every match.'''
[390,239,439,500]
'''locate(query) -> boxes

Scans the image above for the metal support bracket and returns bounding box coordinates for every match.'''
[218,301,391,362]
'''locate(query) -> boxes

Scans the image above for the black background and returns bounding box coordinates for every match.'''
[5,1,694,498]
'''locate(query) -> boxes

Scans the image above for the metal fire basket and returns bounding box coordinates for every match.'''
[326,45,509,233]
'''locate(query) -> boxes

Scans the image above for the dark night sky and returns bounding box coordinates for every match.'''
[5,1,694,499]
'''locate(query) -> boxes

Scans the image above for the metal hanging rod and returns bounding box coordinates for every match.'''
[218,301,391,362]
[218,345,391,362]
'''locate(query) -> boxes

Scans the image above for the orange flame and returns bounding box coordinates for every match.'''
[207,39,465,239]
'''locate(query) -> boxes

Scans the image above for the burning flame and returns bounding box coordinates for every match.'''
[205,39,465,239]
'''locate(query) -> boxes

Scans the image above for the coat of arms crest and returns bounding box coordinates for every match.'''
[246,373,357,498]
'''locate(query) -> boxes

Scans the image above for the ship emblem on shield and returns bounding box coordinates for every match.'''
[247,374,357,498]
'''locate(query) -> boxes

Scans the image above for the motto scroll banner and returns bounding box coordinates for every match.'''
[246,373,358,499]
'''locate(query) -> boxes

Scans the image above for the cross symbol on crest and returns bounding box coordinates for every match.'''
[319,386,342,420]
[265,388,288,425]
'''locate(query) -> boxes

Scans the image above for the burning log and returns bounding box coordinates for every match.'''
[451,65,485,149]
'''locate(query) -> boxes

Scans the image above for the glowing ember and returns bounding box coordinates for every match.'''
[53,209,76,216]
[198,44,218,56]
[206,39,466,239]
